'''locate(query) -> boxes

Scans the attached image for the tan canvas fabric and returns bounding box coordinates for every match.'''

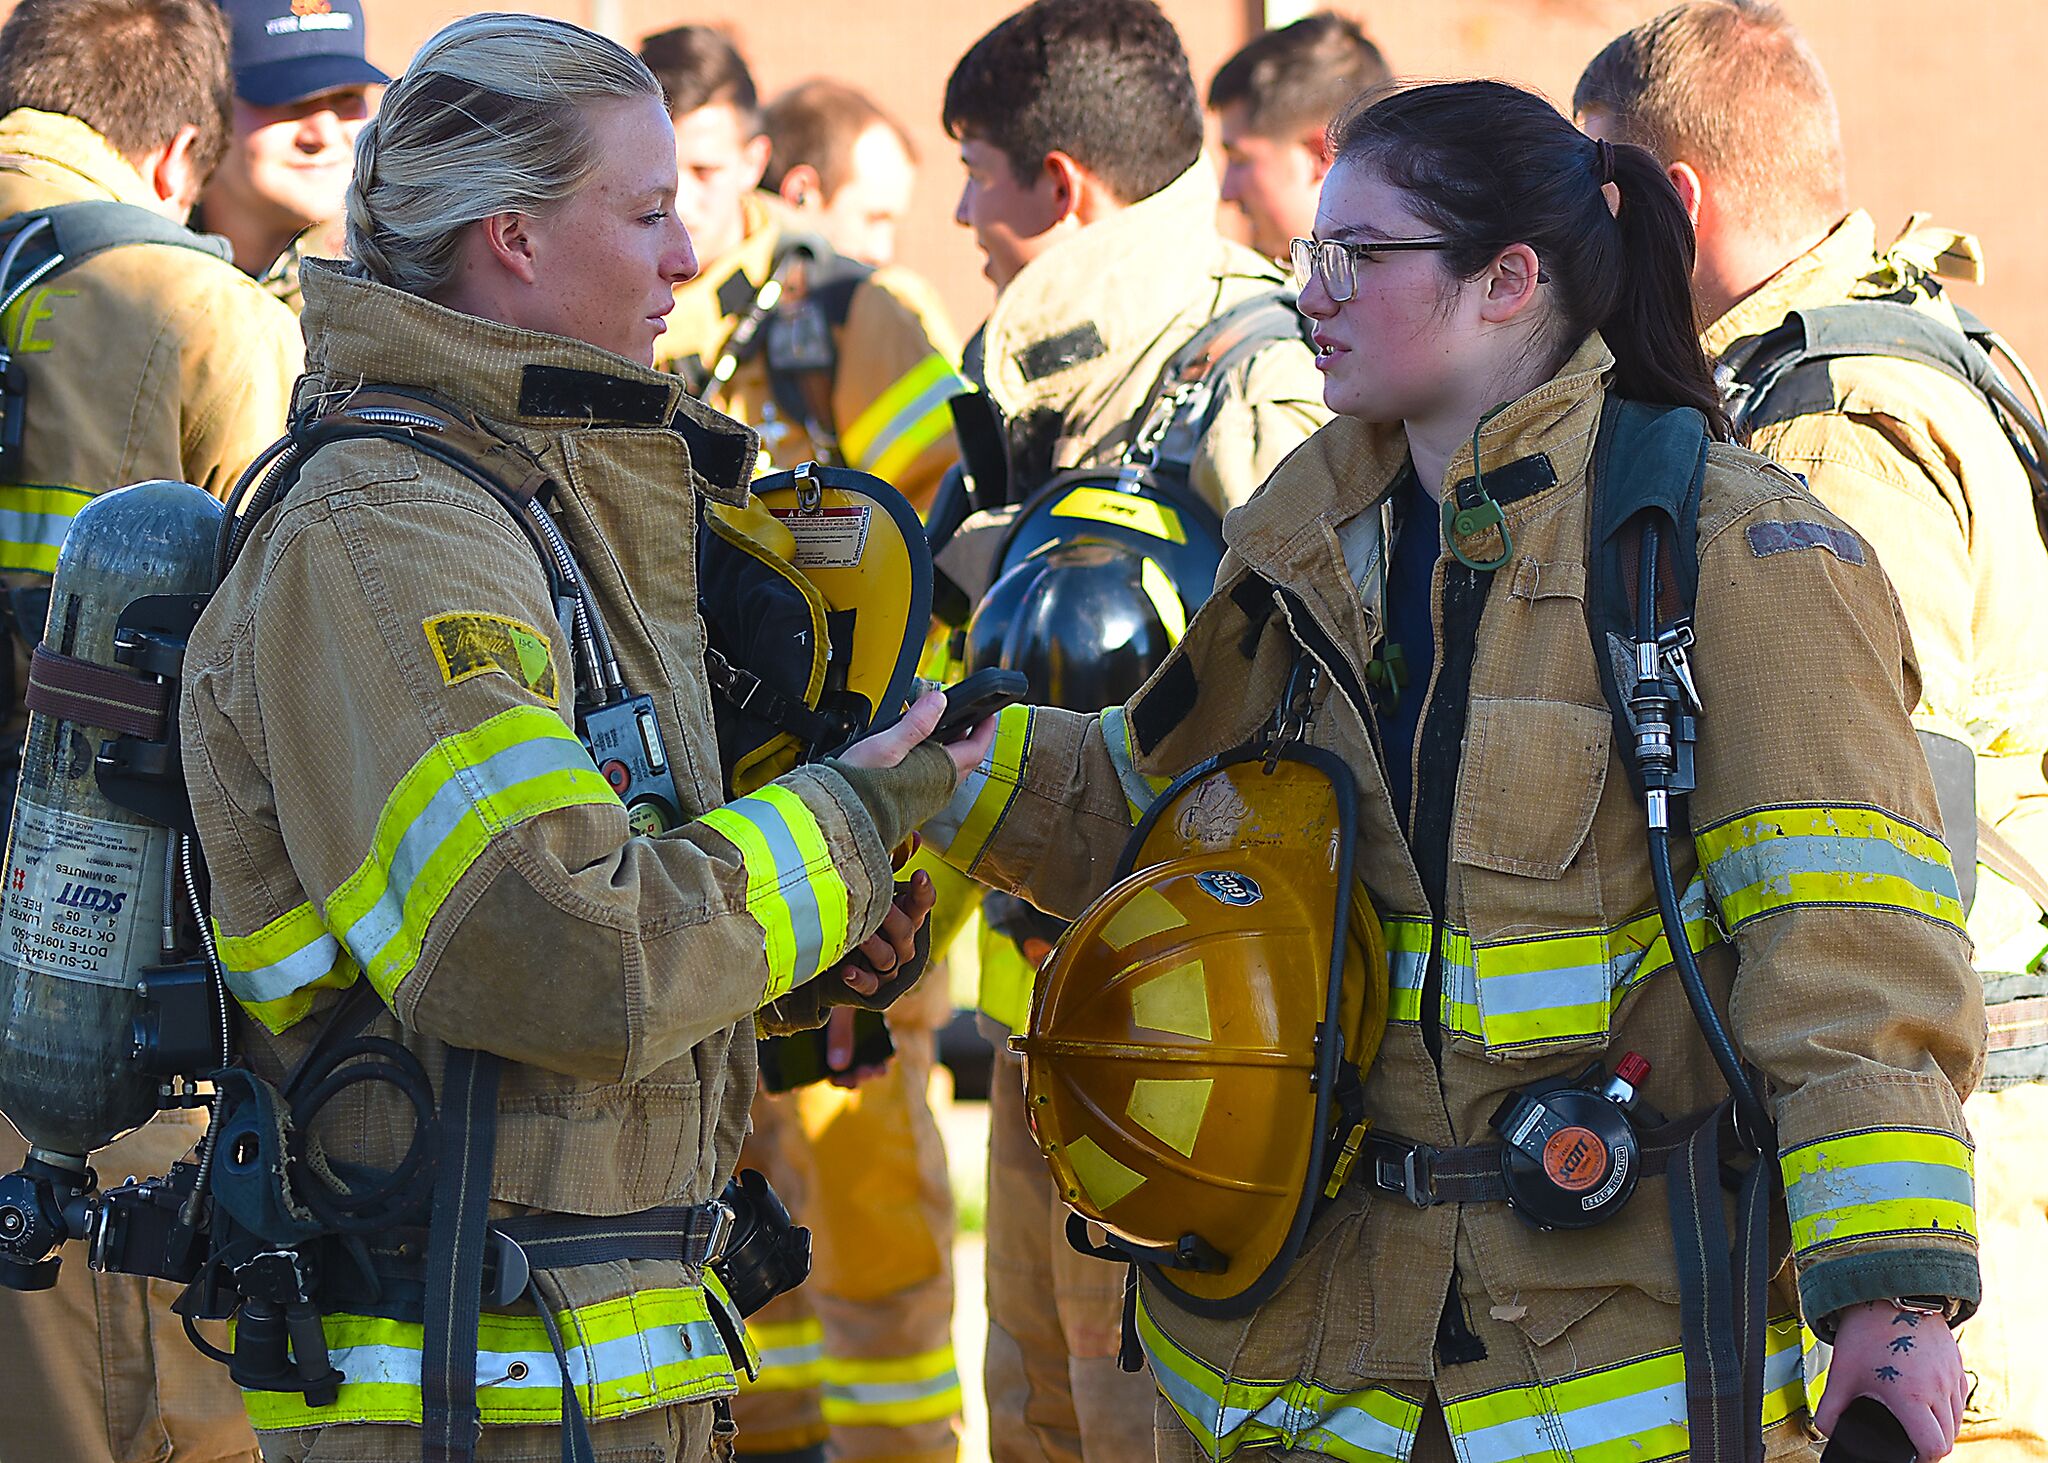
[0,107,302,754]
[930,334,1982,1458]
[659,196,964,1460]
[1706,211,2048,1461]
[728,1031,960,1462]
[0,1115,260,1463]
[656,193,963,513]
[0,105,299,1463]
[181,260,955,1445]
[1706,210,2048,973]
[983,1045,1155,1463]
[972,161,1325,517]
[255,1394,719,1462]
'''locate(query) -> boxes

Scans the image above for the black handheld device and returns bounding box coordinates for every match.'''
[934,667,1027,743]
[758,1011,895,1092]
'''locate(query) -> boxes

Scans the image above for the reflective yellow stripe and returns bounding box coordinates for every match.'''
[1781,1128,1976,1256]
[1101,704,1171,822]
[1138,1288,1423,1461]
[239,1286,735,1429]
[1140,557,1188,642]
[1697,804,1964,932]
[700,1269,758,1376]
[1384,876,1721,1050]
[975,920,1034,1032]
[821,1346,962,1428]
[842,355,965,475]
[927,704,1033,874]
[326,705,619,1004]
[698,784,852,1001]
[1444,1314,1807,1463]
[0,483,89,574]
[214,903,361,1034]
[1385,917,1430,1025]
[740,1316,826,1393]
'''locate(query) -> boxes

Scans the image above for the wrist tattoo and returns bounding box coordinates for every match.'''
[1888,1335,1915,1354]
[1892,1311,1921,1328]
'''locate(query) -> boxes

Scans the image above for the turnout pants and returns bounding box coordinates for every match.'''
[984,1040,1156,1463]
[732,975,960,1463]
[0,1112,259,1463]
[1956,1082,2048,1462]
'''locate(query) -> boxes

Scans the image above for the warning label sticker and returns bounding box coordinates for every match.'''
[768,504,872,569]
[1,799,160,988]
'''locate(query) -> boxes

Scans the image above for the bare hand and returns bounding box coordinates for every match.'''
[839,689,1000,780]
[1815,1300,1967,1460]
[824,1005,890,1088]
[837,869,936,998]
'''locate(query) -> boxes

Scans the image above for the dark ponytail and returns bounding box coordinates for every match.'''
[1330,80,1729,439]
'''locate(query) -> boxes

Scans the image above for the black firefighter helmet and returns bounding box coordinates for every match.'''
[965,536,1198,713]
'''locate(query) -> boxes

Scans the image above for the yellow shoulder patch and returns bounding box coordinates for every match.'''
[423,613,559,707]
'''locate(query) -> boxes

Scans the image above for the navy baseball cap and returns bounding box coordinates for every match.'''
[219,0,389,108]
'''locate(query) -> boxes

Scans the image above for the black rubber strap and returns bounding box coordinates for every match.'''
[495,1204,729,1269]
[1669,1102,1773,1463]
[420,1046,502,1463]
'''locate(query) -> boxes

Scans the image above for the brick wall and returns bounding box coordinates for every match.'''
[9,0,2042,373]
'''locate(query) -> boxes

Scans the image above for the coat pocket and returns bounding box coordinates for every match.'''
[1453,697,1610,878]
[491,1075,704,1215]
[1452,698,1615,1054]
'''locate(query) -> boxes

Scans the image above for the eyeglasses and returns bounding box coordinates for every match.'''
[1289,235,1455,304]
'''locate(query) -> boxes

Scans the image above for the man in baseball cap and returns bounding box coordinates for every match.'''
[195,0,385,304]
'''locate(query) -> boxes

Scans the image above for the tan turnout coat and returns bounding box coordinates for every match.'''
[931,337,1983,1460]
[180,261,949,1446]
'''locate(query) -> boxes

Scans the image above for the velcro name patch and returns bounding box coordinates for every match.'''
[1745,520,1866,565]
[424,613,559,706]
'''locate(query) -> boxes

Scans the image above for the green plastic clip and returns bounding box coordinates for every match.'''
[1366,641,1408,711]
[1442,405,1514,573]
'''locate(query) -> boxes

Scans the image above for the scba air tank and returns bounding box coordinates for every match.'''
[0,480,221,1164]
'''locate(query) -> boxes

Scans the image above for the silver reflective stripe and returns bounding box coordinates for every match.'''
[1101,705,1160,820]
[751,1339,825,1378]
[925,758,990,854]
[339,735,592,972]
[328,1317,730,1397]
[853,372,961,472]
[728,794,828,992]
[1453,1335,1802,1463]
[1472,959,1605,1016]
[222,928,344,1005]
[825,1369,962,1407]
[1706,831,1958,903]
[1785,1158,1976,1222]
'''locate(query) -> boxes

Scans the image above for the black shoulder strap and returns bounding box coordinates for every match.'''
[1725,301,1996,435]
[761,234,872,464]
[0,199,232,300]
[1725,295,2048,547]
[1584,398,1710,801]
[1136,290,1311,474]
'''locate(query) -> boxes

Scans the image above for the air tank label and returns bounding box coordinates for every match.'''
[2,799,159,988]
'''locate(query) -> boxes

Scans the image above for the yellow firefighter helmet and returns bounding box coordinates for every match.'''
[703,461,933,796]
[1013,745,1388,1316]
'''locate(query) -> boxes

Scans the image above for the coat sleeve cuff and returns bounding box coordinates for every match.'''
[823,742,958,854]
[1798,1247,1981,1340]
